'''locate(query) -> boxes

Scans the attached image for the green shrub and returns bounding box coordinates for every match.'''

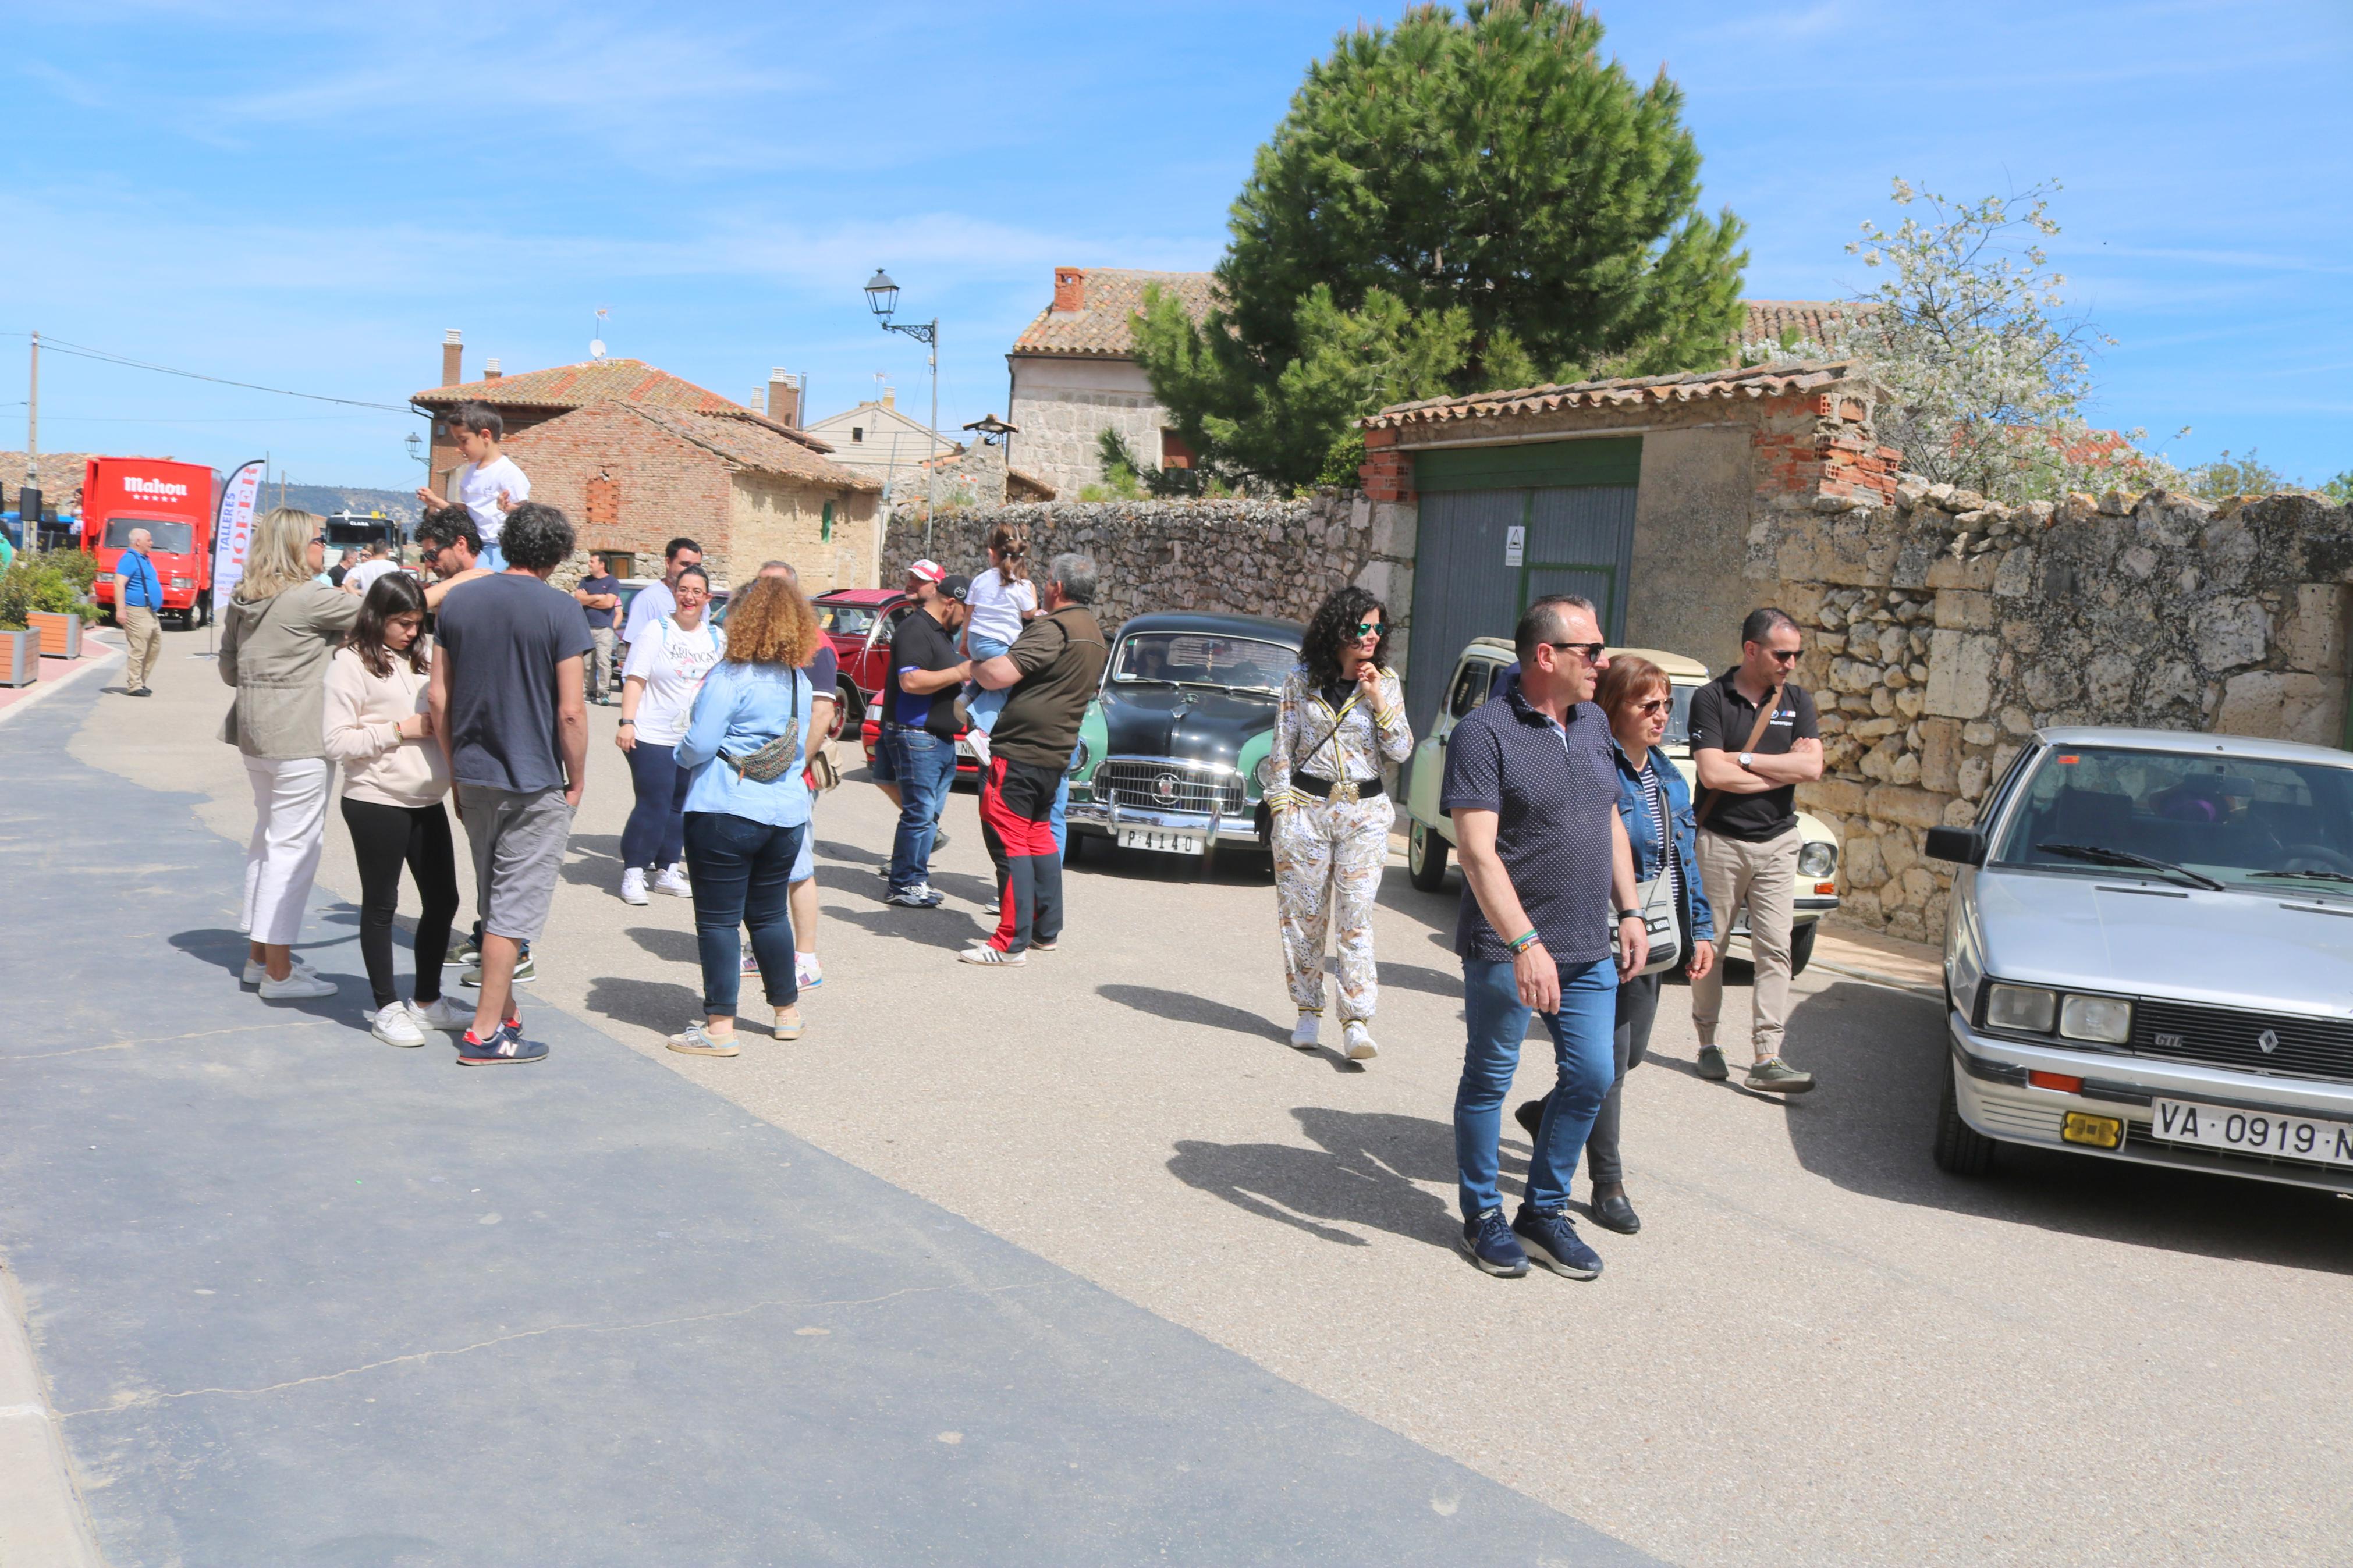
[0,556,101,632]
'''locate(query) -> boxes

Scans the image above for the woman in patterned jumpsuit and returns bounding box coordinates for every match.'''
[1270,587,1414,1062]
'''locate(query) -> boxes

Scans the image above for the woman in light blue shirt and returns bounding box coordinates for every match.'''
[669,574,820,1056]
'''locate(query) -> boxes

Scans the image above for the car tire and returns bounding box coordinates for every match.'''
[1932,1061,1998,1176]
[1064,830,1088,864]
[1789,919,1816,977]
[1408,819,1449,892]
[831,680,859,743]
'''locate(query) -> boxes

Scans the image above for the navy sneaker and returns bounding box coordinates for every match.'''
[457,1021,548,1066]
[1513,1206,1602,1280]
[1459,1208,1529,1278]
[885,884,944,909]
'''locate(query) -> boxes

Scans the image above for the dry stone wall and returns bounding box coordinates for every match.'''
[1766,483,2353,942]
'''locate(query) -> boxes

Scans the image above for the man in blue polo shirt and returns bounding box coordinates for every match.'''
[115,527,165,697]
[1442,593,1646,1282]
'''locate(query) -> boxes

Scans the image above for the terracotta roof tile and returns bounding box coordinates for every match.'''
[1364,361,1861,432]
[618,403,880,492]
[1740,299,1874,349]
[412,358,746,413]
[1009,269,1218,359]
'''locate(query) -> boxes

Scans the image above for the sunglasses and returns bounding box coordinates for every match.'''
[1349,621,1383,638]
[1764,647,1801,663]
[1631,698,1672,715]
[1544,640,1607,664]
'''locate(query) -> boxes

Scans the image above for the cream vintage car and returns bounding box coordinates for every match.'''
[1401,639,1842,973]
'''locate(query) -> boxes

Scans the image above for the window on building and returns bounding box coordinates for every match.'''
[850,426,864,443]
[1160,429,1196,470]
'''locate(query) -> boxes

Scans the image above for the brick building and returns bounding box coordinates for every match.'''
[501,399,880,592]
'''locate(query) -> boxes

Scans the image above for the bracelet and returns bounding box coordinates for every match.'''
[617,719,634,727]
[1507,929,1541,955]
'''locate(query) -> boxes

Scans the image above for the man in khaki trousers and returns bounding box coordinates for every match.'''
[115,527,165,697]
[1686,608,1823,1093]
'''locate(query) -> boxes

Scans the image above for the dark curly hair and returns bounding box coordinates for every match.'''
[413,504,481,556]
[499,501,576,573]
[1299,585,1393,688]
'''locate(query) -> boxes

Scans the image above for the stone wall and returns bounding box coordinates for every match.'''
[1765,483,2353,941]
[883,490,1403,641]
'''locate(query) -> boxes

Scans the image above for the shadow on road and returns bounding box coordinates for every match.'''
[583,973,702,1035]
[559,831,626,890]
[1781,980,2353,1275]
[1167,1107,1469,1250]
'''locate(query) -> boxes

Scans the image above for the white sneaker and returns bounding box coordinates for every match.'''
[654,865,692,898]
[1343,1021,1379,1062]
[407,996,474,1032]
[795,952,824,990]
[1290,1014,1321,1051]
[620,867,650,905]
[241,955,315,987]
[258,970,338,1001]
[371,1001,426,1048]
[965,728,992,766]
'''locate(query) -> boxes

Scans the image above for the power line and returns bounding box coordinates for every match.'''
[0,330,419,415]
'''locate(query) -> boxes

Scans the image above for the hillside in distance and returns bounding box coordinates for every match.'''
[272,483,416,527]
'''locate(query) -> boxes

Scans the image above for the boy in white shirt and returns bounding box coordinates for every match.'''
[416,401,530,571]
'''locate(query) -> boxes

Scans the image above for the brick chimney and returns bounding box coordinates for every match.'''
[1053,267,1086,313]
[485,358,502,381]
[766,368,800,427]
[883,388,895,410]
[442,329,462,386]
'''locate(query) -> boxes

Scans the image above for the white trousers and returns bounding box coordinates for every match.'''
[240,755,333,946]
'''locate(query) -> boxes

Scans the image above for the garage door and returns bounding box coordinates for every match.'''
[1403,438,1641,745]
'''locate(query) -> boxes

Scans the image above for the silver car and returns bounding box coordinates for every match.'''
[1929,726,2353,1192]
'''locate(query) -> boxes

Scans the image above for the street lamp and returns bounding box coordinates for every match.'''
[864,268,941,550]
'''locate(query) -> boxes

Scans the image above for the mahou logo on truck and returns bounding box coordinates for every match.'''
[125,475,190,500]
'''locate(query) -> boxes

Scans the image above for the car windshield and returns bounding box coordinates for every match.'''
[1990,744,2353,891]
[103,517,194,554]
[1480,661,1695,745]
[1112,632,1294,694]
[817,601,878,638]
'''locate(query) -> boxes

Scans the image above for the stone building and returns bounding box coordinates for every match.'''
[501,399,880,592]
[1005,266,1217,499]
[799,391,959,502]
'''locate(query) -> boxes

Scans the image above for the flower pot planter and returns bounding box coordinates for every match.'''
[0,628,38,687]
[27,610,83,659]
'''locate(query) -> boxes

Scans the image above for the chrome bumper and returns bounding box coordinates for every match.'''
[1064,795,1266,846]
[1947,1011,2353,1193]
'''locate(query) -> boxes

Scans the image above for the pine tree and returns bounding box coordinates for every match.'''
[1137,0,1747,491]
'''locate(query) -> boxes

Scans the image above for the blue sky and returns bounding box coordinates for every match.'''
[2,0,2347,493]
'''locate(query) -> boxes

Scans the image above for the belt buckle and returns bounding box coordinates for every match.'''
[1332,779,1358,805]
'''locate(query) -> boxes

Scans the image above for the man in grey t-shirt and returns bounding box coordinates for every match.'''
[428,502,592,1065]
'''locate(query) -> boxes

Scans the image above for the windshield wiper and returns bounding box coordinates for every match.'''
[2249,869,2353,886]
[2035,841,2226,891]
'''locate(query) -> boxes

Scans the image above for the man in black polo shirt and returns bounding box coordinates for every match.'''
[1443,593,1646,1282]
[882,574,971,908]
[1686,606,1823,1093]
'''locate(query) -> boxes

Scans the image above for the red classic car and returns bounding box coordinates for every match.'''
[813,587,980,783]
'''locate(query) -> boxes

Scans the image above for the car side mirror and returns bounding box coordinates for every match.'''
[1925,826,1986,866]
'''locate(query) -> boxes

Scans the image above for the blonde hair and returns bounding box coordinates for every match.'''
[235,507,322,602]
[721,574,821,670]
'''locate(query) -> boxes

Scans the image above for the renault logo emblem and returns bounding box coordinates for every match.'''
[1152,772,1180,803]
[2258,1029,2280,1054]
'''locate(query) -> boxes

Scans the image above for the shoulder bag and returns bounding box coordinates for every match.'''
[1692,683,1781,829]
[718,670,804,784]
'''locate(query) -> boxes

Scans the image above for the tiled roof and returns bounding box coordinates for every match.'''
[1009,269,1218,359]
[618,403,880,492]
[412,358,746,413]
[1364,361,1860,432]
[1741,299,1874,349]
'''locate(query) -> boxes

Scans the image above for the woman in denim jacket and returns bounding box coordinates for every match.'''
[1514,653,1715,1235]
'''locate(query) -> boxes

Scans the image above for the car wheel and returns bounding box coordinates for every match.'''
[1789,919,1816,977]
[1932,1062,1997,1176]
[1064,830,1087,864]
[831,681,859,743]
[1407,819,1449,892]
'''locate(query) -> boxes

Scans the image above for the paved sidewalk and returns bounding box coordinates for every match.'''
[0,685,1649,1562]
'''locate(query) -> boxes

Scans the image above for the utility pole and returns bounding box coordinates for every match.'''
[24,329,37,489]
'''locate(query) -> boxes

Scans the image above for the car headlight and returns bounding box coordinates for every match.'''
[1066,738,1090,777]
[1255,755,1282,791]
[1797,841,1837,879]
[2059,994,2132,1045]
[1984,983,2057,1034]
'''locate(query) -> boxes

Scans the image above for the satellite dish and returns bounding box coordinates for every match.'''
[590,339,608,361]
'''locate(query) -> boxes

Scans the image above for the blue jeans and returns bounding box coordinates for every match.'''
[885,727,957,892]
[1049,742,1077,858]
[682,812,804,1015]
[477,539,505,572]
[965,634,1012,735]
[620,740,693,870]
[1454,957,1618,1221]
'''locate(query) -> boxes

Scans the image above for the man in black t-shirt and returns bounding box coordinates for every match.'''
[882,575,971,906]
[1685,607,1823,1093]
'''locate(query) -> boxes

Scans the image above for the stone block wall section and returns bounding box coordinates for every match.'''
[882,490,1414,650]
[1768,483,2353,942]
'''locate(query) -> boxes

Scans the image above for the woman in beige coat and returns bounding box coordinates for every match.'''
[218,507,360,998]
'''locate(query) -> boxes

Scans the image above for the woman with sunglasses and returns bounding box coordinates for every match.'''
[615,563,723,904]
[1269,586,1414,1062]
[1513,653,1714,1233]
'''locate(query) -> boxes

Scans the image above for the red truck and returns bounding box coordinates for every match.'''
[84,457,219,628]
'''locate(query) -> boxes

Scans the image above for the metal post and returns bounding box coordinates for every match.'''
[926,319,939,556]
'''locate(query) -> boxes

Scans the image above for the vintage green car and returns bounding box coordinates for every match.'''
[1400,638,1842,973]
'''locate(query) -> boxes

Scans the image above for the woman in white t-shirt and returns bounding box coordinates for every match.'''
[960,521,1038,758]
[615,563,724,904]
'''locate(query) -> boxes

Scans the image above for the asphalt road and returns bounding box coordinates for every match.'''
[35,627,2353,1565]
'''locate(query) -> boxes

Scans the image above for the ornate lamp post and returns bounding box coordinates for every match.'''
[864,269,941,551]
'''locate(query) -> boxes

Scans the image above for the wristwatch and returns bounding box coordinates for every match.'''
[1738,751,1755,770]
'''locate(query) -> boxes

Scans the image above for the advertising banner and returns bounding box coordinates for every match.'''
[212,458,265,606]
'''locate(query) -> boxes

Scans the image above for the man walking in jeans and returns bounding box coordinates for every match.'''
[961,552,1106,967]
[1687,607,1822,1093]
[882,573,971,908]
[427,502,592,1064]
[1445,595,1645,1281]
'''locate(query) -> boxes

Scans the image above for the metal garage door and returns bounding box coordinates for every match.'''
[1403,438,1641,745]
